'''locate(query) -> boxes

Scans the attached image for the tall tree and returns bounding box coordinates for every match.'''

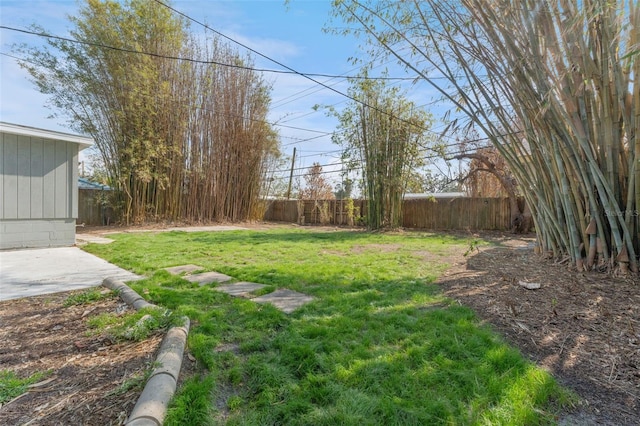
[329,78,435,229]
[300,163,335,200]
[331,0,639,272]
[17,0,278,224]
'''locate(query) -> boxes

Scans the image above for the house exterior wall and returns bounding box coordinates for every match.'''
[0,124,89,249]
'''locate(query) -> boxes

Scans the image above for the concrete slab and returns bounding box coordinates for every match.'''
[253,289,315,314]
[0,247,141,301]
[164,264,203,275]
[213,282,267,297]
[76,234,115,245]
[184,271,232,286]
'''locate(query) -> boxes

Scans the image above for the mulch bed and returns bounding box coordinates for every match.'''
[437,232,640,425]
[0,292,164,426]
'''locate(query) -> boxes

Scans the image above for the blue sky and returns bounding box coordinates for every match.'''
[0,0,450,189]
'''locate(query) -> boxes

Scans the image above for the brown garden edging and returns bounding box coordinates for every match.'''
[102,277,190,426]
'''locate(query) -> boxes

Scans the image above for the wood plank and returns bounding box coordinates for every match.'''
[54,140,68,218]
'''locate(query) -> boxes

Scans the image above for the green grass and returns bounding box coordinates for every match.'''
[0,370,49,404]
[63,288,112,307]
[87,305,182,342]
[84,228,571,425]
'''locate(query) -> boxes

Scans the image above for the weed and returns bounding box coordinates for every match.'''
[87,307,179,342]
[63,289,112,307]
[107,362,159,397]
[464,238,481,256]
[0,370,49,404]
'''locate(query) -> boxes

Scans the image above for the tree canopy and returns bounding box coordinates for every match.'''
[17,0,279,224]
[332,0,640,272]
[329,78,435,229]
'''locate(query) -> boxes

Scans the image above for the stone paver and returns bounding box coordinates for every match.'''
[213,282,267,297]
[76,234,115,245]
[253,289,315,314]
[184,271,233,286]
[164,264,203,275]
[165,265,314,313]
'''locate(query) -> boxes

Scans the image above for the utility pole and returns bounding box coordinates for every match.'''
[286,147,296,199]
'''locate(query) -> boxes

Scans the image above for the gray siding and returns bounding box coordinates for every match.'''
[1,129,81,249]
[1,132,78,220]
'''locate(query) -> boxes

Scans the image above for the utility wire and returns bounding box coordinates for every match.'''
[150,0,455,141]
[267,144,494,176]
[0,50,334,136]
[0,25,415,81]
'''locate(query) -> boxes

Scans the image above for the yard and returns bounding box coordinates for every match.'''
[1,225,637,425]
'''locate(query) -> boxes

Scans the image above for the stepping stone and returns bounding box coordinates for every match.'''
[253,289,315,314]
[214,282,267,298]
[185,271,232,286]
[164,264,203,275]
[76,234,114,245]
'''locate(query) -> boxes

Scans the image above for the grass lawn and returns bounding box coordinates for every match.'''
[84,228,571,425]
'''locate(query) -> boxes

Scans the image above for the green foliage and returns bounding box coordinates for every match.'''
[327,77,436,230]
[329,0,640,270]
[87,306,179,342]
[165,375,216,426]
[86,229,571,424]
[0,370,49,404]
[63,288,112,307]
[15,0,278,224]
[463,239,481,257]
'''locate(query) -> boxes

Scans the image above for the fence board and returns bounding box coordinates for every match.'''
[263,198,512,230]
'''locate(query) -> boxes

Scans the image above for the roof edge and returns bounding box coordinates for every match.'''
[0,122,94,149]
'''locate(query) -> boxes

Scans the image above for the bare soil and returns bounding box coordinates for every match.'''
[1,225,638,425]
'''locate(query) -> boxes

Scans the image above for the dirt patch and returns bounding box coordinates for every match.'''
[0,290,196,426]
[352,243,403,254]
[437,233,640,425]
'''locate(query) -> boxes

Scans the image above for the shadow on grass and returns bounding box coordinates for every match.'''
[132,270,570,425]
[88,229,570,424]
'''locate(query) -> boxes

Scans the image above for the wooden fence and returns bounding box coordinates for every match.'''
[262,197,512,230]
[77,189,118,226]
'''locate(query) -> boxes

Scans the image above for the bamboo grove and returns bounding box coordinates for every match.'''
[17,0,279,224]
[329,80,434,229]
[334,0,640,272]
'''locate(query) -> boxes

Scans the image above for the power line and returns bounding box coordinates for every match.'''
[3,47,511,158]
[0,25,415,81]
[3,22,517,156]
[150,0,454,141]
[268,144,495,177]
[0,50,334,137]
